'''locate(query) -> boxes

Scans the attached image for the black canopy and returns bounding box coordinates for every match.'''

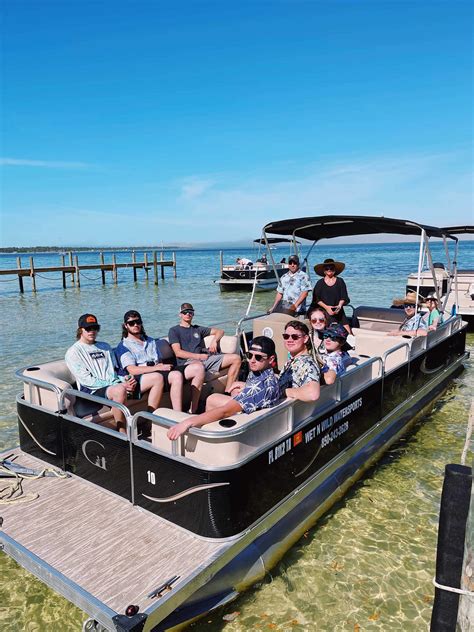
[253,237,300,245]
[264,215,456,242]
[441,226,474,235]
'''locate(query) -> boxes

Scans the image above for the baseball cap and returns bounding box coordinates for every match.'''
[288,255,300,265]
[249,336,276,357]
[180,302,194,312]
[78,314,99,328]
[319,323,348,341]
[123,310,142,323]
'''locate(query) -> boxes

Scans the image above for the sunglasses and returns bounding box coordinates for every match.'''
[246,351,268,362]
[84,324,100,332]
[311,317,326,324]
[324,266,335,271]
[288,261,299,265]
[181,309,194,315]
[322,333,341,341]
[282,333,305,340]
[404,303,415,308]
[126,319,142,327]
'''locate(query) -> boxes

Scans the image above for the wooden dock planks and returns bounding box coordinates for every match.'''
[0,450,229,614]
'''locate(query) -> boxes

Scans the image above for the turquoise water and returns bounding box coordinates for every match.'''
[0,241,473,630]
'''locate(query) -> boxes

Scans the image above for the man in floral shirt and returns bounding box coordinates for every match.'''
[167,337,280,440]
[269,255,312,315]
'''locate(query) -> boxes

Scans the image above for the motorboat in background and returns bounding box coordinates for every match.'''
[405,225,474,330]
[217,238,295,292]
[0,215,469,631]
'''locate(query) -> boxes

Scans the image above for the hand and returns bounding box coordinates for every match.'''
[167,418,192,440]
[199,353,209,360]
[267,307,274,314]
[208,341,218,353]
[289,304,297,313]
[328,306,337,315]
[124,376,137,392]
[156,363,172,371]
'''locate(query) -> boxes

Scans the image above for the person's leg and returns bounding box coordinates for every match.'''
[184,362,205,413]
[105,384,128,433]
[139,373,165,411]
[205,392,232,411]
[168,370,184,411]
[219,353,242,391]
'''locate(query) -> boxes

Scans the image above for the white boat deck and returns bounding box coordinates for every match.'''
[0,449,230,615]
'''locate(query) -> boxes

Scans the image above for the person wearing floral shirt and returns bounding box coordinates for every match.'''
[279,321,320,402]
[167,337,279,440]
[387,292,427,337]
[269,255,312,315]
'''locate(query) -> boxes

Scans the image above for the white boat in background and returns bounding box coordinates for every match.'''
[218,238,295,292]
[406,225,474,330]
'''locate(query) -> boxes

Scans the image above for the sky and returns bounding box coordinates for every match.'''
[1,0,472,247]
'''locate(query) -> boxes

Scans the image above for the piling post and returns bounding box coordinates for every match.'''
[68,252,75,285]
[112,254,118,284]
[61,254,66,289]
[74,255,81,287]
[220,251,223,276]
[144,253,149,280]
[173,252,177,278]
[153,251,158,285]
[100,252,106,285]
[132,251,137,282]
[17,257,24,293]
[29,256,37,292]
[160,251,165,280]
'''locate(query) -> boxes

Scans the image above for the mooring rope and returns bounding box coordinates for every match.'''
[0,464,68,505]
[432,577,474,598]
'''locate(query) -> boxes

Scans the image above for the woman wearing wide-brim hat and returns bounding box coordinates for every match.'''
[310,258,351,334]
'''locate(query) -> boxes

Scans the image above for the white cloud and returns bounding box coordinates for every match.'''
[179,177,215,200]
[0,157,91,169]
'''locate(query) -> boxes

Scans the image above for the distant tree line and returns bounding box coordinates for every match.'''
[0,246,180,253]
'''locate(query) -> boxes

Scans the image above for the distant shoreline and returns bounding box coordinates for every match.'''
[1,239,473,254]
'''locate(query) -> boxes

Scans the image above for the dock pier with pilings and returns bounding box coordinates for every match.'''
[0,251,177,293]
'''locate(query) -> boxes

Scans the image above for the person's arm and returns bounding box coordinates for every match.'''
[208,327,224,353]
[292,290,309,312]
[167,399,242,440]
[269,291,283,313]
[285,381,320,402]
[126,363,172,375]
[323,369,337,385]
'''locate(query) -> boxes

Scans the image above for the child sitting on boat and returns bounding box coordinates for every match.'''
[166,336,280,440]
[317,324,350,385]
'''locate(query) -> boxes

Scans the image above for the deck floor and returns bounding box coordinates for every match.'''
[0,449,230,615]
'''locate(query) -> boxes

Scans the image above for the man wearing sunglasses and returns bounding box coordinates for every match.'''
[168,302,242,400]
[167,336,279,440]
[387,292,427,337]
[268,255,311,316]
[65,314,136,433]
[116,310,183,412]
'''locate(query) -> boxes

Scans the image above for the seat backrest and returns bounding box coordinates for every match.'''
[22,360,75,411]
[203,334,239,354]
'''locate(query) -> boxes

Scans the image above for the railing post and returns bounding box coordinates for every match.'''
[68,251,75,285]
[17,256,24,293]
[61,254,66,289]
[153,251,158,286]
[144,252,149,280]
[132,251,137,282]
[100,252,106,285]
[74,255,81,287]
[29,256,37,292]
[112,254,118,284]
[173,251,177,278]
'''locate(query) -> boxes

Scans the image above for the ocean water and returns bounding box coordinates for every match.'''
[0,241,473,631]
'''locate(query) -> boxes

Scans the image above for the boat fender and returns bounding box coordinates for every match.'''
[430,463,472,632]
[112,612,147,632]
